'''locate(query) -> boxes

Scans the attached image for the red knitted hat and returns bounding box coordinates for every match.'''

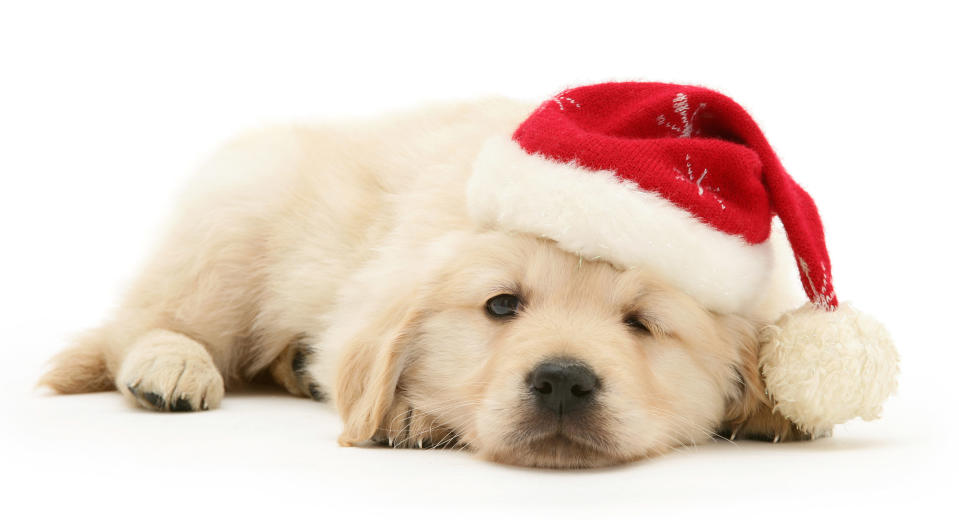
[468,82,898,435]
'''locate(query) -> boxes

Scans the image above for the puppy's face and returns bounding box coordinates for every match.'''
[336,233,773,468]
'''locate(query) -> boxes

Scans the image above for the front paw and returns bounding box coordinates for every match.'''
[373,398,458,449]
[721,406,818,443]
[119,339,225,412]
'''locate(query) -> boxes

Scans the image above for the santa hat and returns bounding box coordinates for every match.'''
[467,82,898,436]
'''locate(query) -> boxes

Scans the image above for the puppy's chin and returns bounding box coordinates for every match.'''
[481,433,624,469]
[478,413,630,469]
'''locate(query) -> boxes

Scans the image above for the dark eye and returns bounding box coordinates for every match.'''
[486,294,521,318]
[624,314,651,334]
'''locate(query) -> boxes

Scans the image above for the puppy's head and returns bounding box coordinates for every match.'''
[334,232,801,468]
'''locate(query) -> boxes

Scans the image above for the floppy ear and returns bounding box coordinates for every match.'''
[334,302,422,447]
[720,315,811,442]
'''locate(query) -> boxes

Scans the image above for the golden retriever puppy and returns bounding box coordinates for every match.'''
[40,97,809,468]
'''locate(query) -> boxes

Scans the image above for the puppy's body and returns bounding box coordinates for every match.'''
[43,98,805,467]
[47,99,525,394]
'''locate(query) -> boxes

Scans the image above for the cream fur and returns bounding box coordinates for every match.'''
[118,329,224,411]
[760,303,899,436]
[468,137,777,315]
[38,97,865,468]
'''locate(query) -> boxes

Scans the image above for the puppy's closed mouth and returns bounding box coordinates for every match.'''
[493,431,619,469]
[494,415,620,468]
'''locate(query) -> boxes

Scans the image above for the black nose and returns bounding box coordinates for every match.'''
[528,359,599,415]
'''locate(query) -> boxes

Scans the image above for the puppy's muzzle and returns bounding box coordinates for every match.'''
[527,358,598,415]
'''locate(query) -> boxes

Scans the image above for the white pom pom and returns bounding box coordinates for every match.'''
[759,302,899,436]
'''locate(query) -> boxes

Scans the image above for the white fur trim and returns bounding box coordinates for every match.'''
[468,137,774,314]
[743,221,807,323]
[760,303,899,436]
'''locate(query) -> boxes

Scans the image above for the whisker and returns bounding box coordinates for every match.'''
[645,407,738,448]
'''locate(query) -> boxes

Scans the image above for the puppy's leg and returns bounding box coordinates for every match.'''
[375,396,458,449]
[118,329,225,412]
[722,404,816,443]
[267,335,326,401]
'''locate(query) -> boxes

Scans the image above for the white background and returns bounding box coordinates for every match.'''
[2,1,956,518]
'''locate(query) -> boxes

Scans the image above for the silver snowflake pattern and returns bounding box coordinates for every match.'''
[674,154,726,210]
[657,92,706,138]
[798,256,837,309]
[551,95,581,111]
